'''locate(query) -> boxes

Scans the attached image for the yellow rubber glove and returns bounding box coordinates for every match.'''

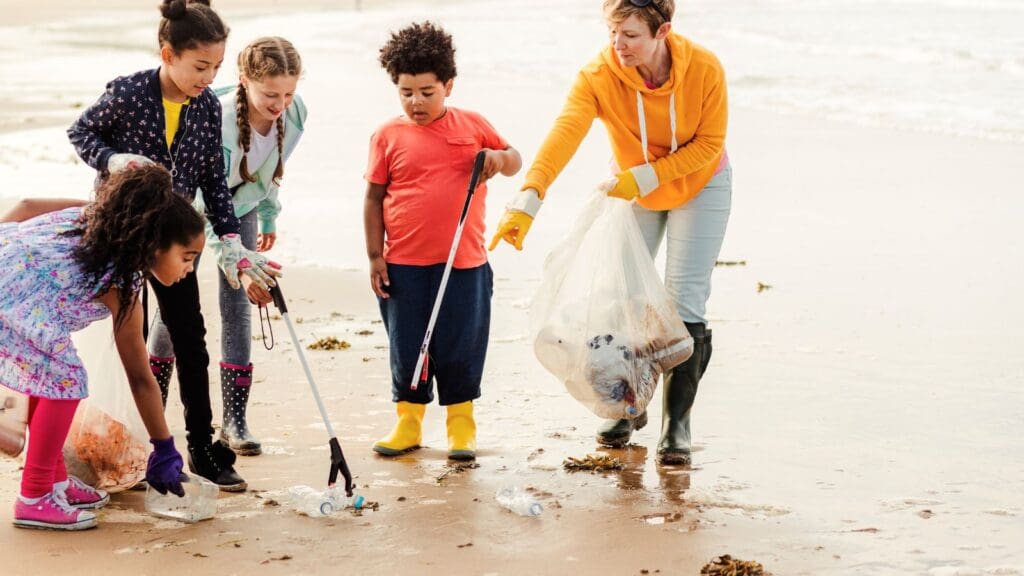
[490,188,542,251]
[607,170,641,201]
[488,209,533,251]
[607,164,659,201]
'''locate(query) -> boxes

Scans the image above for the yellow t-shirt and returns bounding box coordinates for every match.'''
[162,97,189,149]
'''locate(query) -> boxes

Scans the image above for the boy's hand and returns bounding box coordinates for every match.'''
[370,256,390,299]
[256,232,277,252]
[481,149,504,181]
[240,273,272,306]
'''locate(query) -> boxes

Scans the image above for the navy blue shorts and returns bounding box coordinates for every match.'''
[378,263,493,405]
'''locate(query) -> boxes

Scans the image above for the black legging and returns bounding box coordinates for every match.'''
[148,269,213,445]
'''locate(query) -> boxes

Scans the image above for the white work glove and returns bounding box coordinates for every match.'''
[216,233,283,290]
[107,153,155,174]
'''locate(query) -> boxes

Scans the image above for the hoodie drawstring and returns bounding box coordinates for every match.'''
[635,90,678,165]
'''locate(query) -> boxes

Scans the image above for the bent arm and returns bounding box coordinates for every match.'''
[0,198,88,223]
[651,71,728,184]
[100,288,172,441]
[498,146,523,177]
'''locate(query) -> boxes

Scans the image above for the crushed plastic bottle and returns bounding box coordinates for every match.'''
[145,473,218,523]
[495,486,543,517]
[288,485,364,517]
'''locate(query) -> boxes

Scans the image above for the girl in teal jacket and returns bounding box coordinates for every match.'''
[151,37,306,456]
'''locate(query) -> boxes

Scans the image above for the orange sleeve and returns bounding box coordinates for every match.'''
[651,67,728,184]
[365,129,389,185]
[522,71,600,199]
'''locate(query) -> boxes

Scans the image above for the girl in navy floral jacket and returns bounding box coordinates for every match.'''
[67,0,279,492]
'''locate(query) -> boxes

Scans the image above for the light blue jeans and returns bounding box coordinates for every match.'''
[150,209,258,367]
[631,165,732,325]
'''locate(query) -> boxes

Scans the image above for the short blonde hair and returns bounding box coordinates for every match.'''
[602,0,675,36]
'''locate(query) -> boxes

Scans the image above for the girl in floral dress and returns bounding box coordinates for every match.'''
[0,165,198,530]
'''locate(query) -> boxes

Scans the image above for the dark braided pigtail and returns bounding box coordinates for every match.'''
[273,115,285,184]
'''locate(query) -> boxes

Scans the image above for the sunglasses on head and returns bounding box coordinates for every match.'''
[628,0,669,25]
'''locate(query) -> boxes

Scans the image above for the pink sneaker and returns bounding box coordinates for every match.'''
[13,492,97,531]
[58,476,109,510]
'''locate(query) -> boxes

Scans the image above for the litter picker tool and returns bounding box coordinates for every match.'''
[410,150,487,391]
[267,282,355,497]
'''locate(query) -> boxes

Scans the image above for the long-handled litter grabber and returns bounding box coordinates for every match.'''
[410,150,488,391]
[268,282,356,499]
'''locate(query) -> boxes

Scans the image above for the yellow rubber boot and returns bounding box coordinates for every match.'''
[372,401,425,456]
[446,401,476,461]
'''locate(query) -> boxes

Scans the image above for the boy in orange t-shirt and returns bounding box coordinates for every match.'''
[363,22,522,461]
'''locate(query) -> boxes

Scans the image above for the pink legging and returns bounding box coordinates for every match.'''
[21,396,80,499]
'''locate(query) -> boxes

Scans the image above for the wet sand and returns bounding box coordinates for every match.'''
[1,0,1023,574]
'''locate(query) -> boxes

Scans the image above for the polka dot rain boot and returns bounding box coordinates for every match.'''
[219,362,261,456]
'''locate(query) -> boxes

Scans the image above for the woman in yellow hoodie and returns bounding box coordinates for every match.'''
[490,0,731,466]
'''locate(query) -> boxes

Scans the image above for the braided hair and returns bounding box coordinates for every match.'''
[63,165,204,328]
[235,36,302,185]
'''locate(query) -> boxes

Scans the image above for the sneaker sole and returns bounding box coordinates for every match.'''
[372,444,420,457]
[217,481,248,493]
[13,517,97,531]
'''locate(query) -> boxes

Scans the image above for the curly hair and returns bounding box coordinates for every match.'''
[236,36,302,185]
[64,165,205,328]
[378,21,457,84]
[158,0,229,53]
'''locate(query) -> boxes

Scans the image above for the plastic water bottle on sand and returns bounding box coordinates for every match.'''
[145,473,218,523]
[496,486,543,517]
[289,485,365,517]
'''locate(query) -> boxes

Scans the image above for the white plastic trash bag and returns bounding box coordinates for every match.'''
[63,322,150,492]
[531,188,693,420]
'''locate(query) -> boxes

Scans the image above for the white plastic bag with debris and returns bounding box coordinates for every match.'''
[63,322,150,492]
[531,187,693,420]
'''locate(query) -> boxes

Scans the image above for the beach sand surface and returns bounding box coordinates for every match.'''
[0,1,1022,574]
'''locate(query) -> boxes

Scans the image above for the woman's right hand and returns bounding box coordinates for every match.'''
[489,209,534,251]
[489,188,543,251]
[146,437,185,497]
[370,256,390,299]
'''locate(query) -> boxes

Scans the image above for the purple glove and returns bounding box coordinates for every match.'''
[147,436,185,497]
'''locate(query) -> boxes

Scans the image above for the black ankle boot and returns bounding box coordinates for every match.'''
[188,440,246,492]
[219,363,261,456]
[149,356,174,408]
[596,411,648,447]
[657,322,712,466]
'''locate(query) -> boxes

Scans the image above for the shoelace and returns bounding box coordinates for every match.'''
[202,445,223,472]
[67,476,93,493]
[48,491,78,515]
[67,476,104,500]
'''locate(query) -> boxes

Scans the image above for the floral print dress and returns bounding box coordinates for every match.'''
[0,207,115,400]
